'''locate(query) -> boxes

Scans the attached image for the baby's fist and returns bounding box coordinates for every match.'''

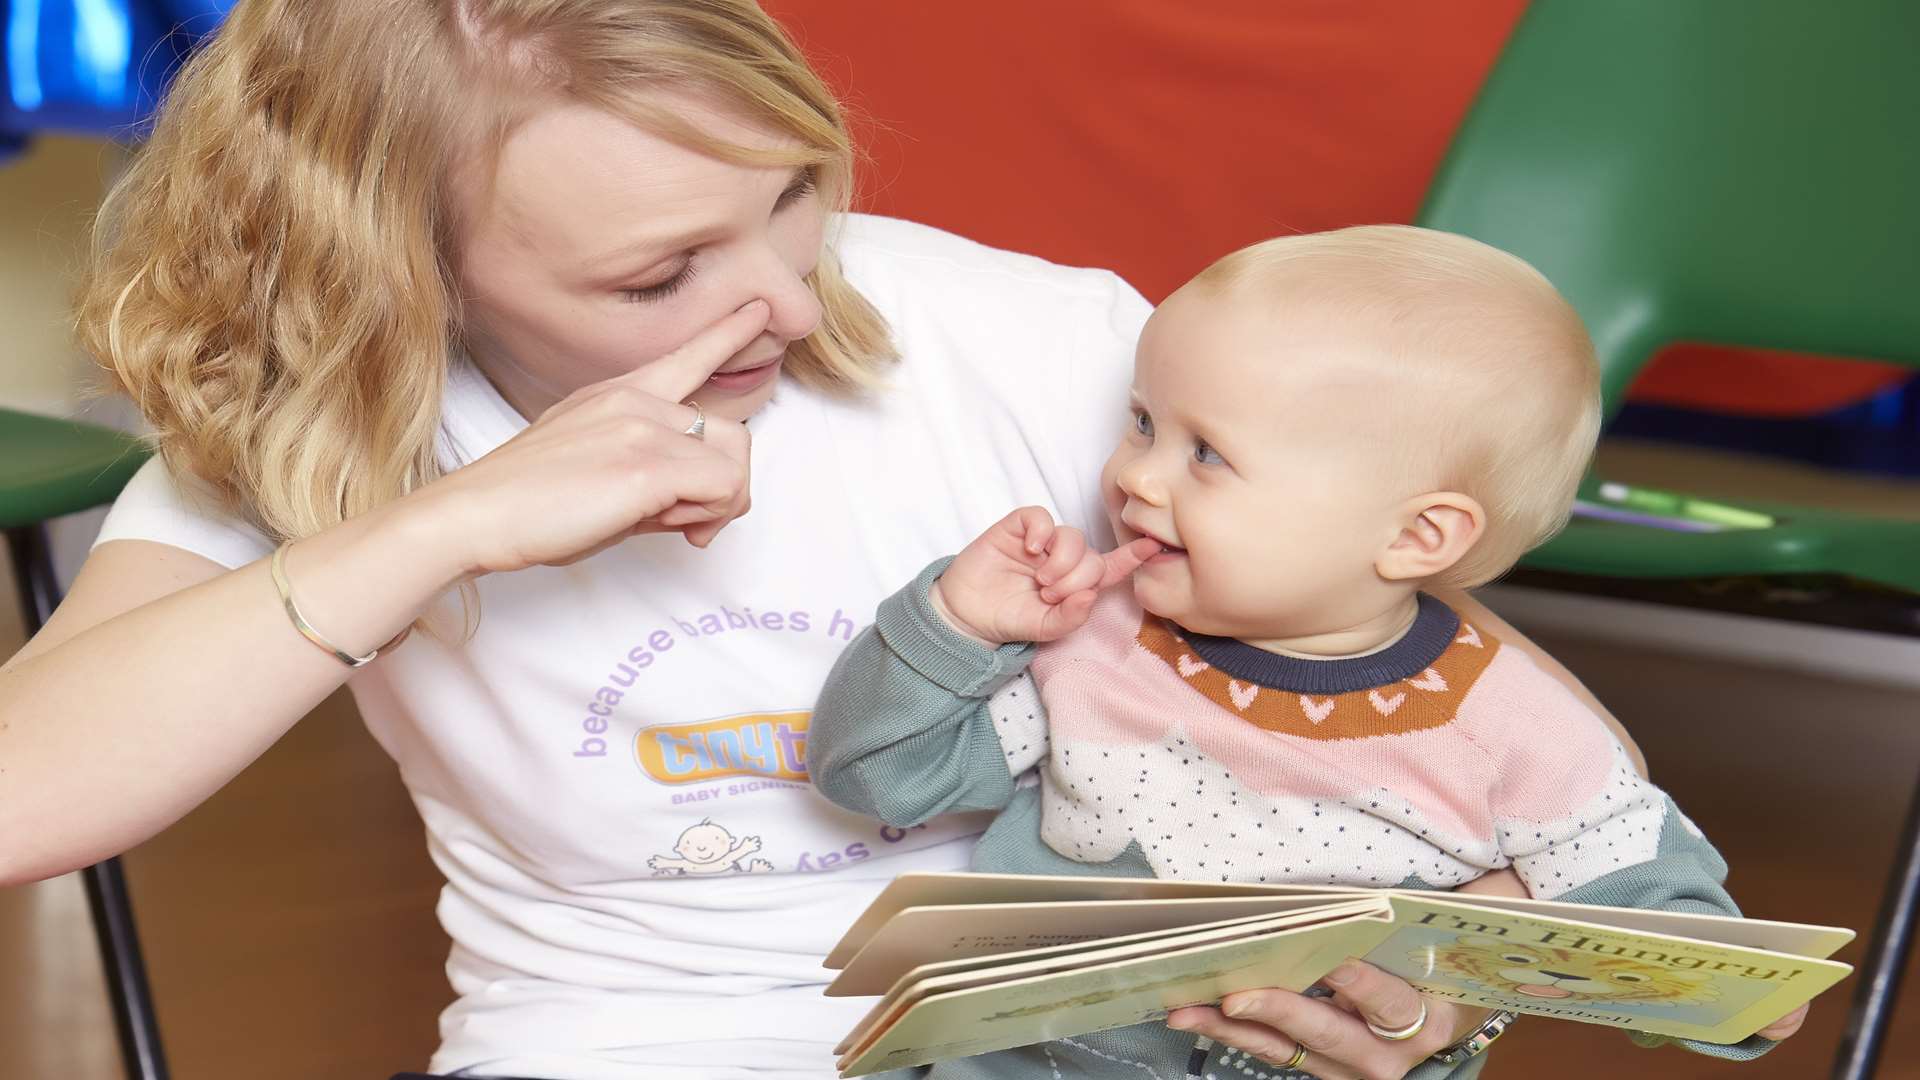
[932,507,1157,646]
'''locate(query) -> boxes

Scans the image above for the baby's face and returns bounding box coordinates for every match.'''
[1102,287,1413,639]
[676,825,729,862]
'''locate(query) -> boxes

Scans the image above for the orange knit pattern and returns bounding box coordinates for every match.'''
[1131,615,1503,741]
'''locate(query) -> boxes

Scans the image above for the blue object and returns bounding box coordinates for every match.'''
[0,0,232,162]
[1611,376,1920,478]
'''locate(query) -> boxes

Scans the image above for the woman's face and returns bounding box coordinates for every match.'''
[454,94,827,422]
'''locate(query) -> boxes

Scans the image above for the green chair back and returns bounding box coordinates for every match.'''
[1417,0,1920,591]
[0,408,149,530]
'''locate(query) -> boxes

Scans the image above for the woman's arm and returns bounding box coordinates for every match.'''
[0,310,766,887]
[1436,588,1649,778]
[0,507,461,885]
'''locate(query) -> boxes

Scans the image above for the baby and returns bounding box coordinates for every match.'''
[810,226,1768,1079]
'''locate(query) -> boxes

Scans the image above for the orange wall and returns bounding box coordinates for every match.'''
[766,0,1525,303]
[766,2,1908,417]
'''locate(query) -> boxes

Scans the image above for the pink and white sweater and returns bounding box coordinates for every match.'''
[999,587,1676,897]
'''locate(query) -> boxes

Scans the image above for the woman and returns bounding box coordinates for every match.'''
[0,2,1793,1077]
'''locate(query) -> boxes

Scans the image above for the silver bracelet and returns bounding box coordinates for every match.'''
[1428,1010,1517,1066]
[270,541,402,668]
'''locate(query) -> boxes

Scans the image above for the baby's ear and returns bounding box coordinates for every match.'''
[1378,492,1484,582]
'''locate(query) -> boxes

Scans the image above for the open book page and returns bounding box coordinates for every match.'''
[829,892,1365,996]
[827,871,1348,968]
[836,901,1382,1065]
[1365,893,1852,1044]
[840,905,1394,1076]
[833,907,1317,1055]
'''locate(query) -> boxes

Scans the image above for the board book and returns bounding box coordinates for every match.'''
[825,872,1853,1076]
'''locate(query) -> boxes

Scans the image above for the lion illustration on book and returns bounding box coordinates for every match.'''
[1416,935,1719,1006]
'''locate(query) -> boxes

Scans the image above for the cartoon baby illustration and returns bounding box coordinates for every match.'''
[648,819,776,876]
[1418,935,1719,1006]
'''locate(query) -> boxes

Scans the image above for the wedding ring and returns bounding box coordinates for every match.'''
[1281,1043,1308,1069]
[682,401,706,440]
[1365,1000,1428,1041]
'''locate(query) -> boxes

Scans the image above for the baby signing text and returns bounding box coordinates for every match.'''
[568,604,868,764]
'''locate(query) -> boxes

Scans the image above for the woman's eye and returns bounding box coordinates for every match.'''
[1194,439,1224,466]
[620,260,697,304]
[775,167,818,210]
[1132,410,1154,437]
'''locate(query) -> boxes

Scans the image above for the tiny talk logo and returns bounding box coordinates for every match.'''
[636,711,810,784]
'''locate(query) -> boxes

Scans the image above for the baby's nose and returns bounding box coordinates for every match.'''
[1116,459,1167,505]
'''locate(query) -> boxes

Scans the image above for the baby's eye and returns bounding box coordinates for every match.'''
[1132,410,1154,438]
[1194,439,1225,466]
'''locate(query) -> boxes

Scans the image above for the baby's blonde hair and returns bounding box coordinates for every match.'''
[78,0,893,542]
[1193,225,1602,589]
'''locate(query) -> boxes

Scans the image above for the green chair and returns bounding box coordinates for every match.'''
[1,407,166,1080]
[1417,1,1919,1074]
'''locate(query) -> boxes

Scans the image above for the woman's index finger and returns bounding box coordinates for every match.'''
[602,298,772,403]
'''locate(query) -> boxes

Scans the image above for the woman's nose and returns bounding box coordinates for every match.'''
[755,257,824,343]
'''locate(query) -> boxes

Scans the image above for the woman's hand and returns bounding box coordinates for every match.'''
[1171,963,1811,1080]
[421,301,768,576]
[1755,1004,1809,1041]
[1168,961,1475,1079]
[930,506,1159,645]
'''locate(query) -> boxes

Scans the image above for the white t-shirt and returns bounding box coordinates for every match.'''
[95,215,1151,1079]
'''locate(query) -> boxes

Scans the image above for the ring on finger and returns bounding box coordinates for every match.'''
[682,401,706,440]
[1364,999,1428,1042]
[1278,1043,1308,1069]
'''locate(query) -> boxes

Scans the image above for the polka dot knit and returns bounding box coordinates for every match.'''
[1013,588,1674,898]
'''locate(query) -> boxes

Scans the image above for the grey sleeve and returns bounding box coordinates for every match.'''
[809,558,1038,828]
[1555,795,1778,1062]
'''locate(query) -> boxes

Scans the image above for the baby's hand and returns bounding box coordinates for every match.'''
[932,507,1160,646]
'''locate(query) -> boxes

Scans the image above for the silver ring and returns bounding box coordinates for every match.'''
[682,401,706,440]
[1365,1000,1428,1042]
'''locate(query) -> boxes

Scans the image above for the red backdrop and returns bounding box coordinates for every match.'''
[764,1,1908,417]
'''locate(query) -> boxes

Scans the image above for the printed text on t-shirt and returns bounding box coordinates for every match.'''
[569,604,869,761]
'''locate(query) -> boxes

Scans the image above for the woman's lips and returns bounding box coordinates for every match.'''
[706,356,783,393]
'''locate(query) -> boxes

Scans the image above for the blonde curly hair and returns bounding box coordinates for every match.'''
[79,0,892,542]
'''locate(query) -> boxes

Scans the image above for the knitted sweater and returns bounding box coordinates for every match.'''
[811,559,1775,1080]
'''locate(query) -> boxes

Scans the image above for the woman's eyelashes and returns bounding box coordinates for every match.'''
[619,258,696,304]
[617,171,815,305]
[776,167,818,209]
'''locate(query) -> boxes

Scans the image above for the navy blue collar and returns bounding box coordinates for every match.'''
[1173,594,1459,695]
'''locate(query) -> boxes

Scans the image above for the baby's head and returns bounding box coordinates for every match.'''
[1104,225,1600,643]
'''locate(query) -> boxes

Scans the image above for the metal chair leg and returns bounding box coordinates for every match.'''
[6,523,171,1080]
[1834,770,1920,1079]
